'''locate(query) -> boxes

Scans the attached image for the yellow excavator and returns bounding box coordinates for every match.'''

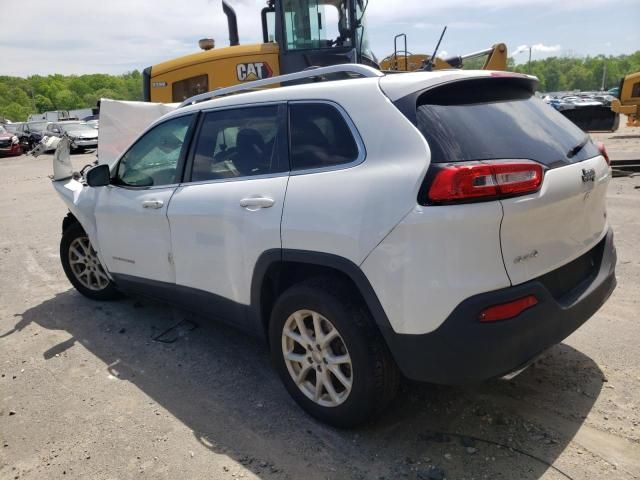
[611,72,640,128]
[378,32,507,72]
[143,0,508,103]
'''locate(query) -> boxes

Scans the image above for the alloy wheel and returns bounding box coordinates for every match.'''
[68,236,110,291]
[281,310,353,407]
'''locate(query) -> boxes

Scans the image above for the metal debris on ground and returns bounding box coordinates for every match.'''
[152,319,198,344]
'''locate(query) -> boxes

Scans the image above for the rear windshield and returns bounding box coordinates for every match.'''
[413,79,599,166]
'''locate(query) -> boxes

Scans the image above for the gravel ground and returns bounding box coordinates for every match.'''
[1,125,639,480]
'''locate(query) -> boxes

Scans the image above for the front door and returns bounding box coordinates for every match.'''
[168,104,289,327]
[94,113,196,284]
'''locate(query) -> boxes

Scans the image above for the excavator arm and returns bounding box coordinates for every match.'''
[379,43,508,72]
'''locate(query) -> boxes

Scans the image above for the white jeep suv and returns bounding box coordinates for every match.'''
[53,65,617,427]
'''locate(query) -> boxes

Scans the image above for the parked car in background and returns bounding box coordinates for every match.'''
[82,114,99,129]
[46,121,98,151]
[0,125,22,156]
[14,121,49,151]
[3,122,22,134]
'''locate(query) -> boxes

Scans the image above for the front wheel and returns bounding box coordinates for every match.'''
[60,222,121,300]
[269,278,400,428]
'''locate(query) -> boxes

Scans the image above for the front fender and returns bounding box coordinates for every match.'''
[52,179,103,264]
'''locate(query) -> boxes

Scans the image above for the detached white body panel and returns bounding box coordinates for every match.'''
[98,99,177,168]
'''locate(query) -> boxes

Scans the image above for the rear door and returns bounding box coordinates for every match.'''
[413,77,610,285]
[167,104,289,326]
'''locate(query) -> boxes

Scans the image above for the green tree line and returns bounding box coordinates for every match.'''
[511,51,640,92]
[0,71,143,122]
[461,51,639,92]
[1,51,639,121]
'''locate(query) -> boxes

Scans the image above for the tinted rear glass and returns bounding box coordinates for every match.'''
[414,80,599,166]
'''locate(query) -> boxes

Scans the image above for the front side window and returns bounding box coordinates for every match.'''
[190,106,283,182]
[289,103,359,171]
[116,115,193,187]
[172,74,209,102]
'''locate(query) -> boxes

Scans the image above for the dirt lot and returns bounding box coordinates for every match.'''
[1,126,639,480]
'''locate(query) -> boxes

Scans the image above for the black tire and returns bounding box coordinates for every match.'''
[60,222,121,301]
[269,277,400,428]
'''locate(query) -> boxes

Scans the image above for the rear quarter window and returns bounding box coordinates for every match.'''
[289,103,360,171]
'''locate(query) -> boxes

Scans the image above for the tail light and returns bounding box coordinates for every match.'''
[596,141,610,165]
[427,160,544,204]
[479,295,538,322]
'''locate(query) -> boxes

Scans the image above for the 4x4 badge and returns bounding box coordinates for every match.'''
[582,168,596,183]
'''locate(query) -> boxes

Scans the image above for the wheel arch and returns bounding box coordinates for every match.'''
[250,249,394,344]
[62,211,81,234]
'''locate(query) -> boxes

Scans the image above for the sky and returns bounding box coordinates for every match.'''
[0,0,638,77]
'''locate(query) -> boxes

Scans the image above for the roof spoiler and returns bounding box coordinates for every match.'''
[222,0,240,47]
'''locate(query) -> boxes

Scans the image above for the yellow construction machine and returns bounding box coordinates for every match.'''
[379,32,508,72]
[611,72,640,128]
[144,0,508,103]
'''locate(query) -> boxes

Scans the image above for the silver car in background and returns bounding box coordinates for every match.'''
[46,121,98,151]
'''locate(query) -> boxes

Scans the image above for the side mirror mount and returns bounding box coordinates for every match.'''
[86,164,111,187]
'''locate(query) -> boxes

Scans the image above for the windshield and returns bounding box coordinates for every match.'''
[0,126,7,134]
[283,0,353,50]
[4,124,18,133]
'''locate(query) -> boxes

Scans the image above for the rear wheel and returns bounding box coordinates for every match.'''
[269,278,400,427]
[60,222,120,300]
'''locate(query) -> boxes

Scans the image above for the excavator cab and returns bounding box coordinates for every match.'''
[143,0,376,103]
[271,0,376,73]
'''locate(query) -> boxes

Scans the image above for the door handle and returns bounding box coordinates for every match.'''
[239,197,275,209]
[142,200,164,209]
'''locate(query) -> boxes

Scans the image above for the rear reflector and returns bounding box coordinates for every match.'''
[479,295,539,322]
[428,160,544,203]
[596,141,610,165]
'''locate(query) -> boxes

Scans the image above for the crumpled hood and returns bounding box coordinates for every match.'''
[98,99,177,168]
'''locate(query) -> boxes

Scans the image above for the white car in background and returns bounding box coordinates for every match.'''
[52,65,617,427]
[46,121,98,151]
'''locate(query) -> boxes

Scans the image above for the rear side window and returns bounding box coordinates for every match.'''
[289,103,360,171]
[190,105,284,182]
[412,79,599,166]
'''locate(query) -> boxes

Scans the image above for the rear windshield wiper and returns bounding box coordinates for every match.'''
[567,136,589,159]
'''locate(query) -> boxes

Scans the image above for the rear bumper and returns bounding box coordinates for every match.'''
[383,228,617,384]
